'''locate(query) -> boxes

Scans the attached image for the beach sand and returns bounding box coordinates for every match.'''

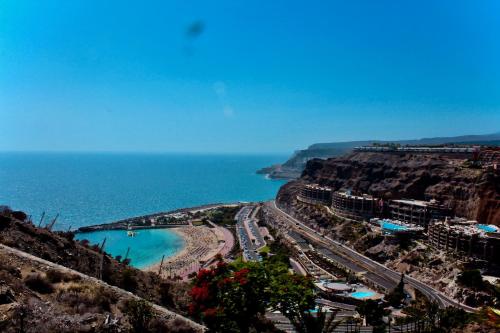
[144,226,223,279]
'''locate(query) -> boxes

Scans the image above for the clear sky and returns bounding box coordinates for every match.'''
[1,1,499,153]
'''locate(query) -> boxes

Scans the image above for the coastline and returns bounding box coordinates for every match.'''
[143,228,190,273]
[76,202,240,233]
[143,226,223,279]
[143,225,229,279]
[74,202,238,279]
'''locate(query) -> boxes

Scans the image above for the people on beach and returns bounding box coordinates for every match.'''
[159,226,220,279]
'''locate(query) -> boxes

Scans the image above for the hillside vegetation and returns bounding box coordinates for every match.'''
[0,208,200,332]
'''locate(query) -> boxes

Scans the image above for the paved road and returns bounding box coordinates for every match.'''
[265,201,476,312]
[235,206,262,261]
[247,218,266,248]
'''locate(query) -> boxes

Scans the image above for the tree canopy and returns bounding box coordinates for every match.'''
[189,257,317,333]
[385,273,406,307]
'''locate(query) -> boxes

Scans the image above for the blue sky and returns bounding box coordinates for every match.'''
[1,1,499,153]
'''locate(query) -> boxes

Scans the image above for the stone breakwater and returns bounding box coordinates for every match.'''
[76,202,239,232]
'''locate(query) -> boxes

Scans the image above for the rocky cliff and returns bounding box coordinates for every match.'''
[260,132,500,179]
[278,152,500,225]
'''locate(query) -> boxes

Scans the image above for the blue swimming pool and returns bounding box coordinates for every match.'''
[477,224,498,233]
[380,220,408,231]
[349,291,376,299]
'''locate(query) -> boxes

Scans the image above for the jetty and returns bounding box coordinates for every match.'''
[76,202,240,233]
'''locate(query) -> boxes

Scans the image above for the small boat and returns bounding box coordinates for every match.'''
[127,230,137,237]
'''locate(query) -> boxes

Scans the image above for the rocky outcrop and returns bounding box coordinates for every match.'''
[256,164,302,180]
[281,152,499,225]
[259,132,500,179]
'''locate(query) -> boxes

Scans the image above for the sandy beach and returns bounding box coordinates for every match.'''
[144,225,228,279]
[143,228,190,272]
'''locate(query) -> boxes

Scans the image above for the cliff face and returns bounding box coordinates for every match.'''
[259,132,500,179]
[280,152,499,225]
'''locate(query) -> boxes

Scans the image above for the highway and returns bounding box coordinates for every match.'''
[265,200,476,312]
[235,205,263,261]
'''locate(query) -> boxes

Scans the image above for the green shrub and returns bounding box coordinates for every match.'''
[24,273,54,294]
[11,211,27,221]
[45,269,65,283]
[120,268,138,292]
[457,269,484,290]
[46,269,80,283]
[148,317,195,333]
[159,281,173,307]
[0,215,11,230]
[58,284,117,314]
[91,286,117,312]
[123,299,153,333]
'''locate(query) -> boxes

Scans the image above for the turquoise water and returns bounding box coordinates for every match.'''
[380,220,408,231]
[0,153,286,268]
[349,291,375,299]
[0,153,286,230]
[477,224,498,233]
[75,229,185,269]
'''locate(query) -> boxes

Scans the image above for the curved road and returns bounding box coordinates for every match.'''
[266,200,476,312]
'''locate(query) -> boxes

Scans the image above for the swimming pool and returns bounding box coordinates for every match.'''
[477,224,499,233]
[349,291,376,299]
[380,220,408,231]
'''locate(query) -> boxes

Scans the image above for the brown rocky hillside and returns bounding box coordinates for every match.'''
[0,208,198,332]
[279,152,499,225]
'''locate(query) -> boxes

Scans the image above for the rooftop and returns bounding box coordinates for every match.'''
[304,184,332,191]
[391,199,440,207]
[432,220,499,238]
[335,191,376,200]
[354,146,479,153]
[323,282,353,292]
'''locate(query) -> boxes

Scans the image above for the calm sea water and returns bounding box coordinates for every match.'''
[0,152,286,229]
[75,229,185,269]
[0,152,286,267]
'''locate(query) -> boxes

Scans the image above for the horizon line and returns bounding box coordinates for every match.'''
[0,149,292,156]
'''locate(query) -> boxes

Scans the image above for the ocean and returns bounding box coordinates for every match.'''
[0,152,287,267]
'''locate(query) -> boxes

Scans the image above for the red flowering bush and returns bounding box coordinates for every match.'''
[233,268,249,285]
[189,256,316,333]
[189,259,268,332]
[190,283,210,304]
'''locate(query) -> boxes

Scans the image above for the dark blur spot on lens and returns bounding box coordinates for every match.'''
[186,20,204,39]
